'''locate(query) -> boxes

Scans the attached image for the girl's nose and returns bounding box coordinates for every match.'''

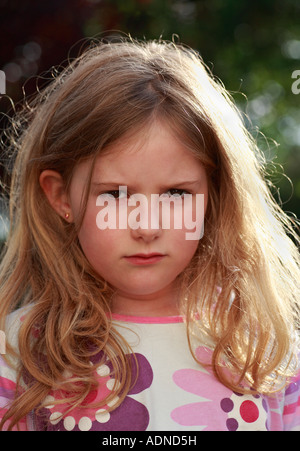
[130,224,162,242]
[128,193,162,242]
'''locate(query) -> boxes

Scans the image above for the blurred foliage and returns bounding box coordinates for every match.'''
[0,0,299,245]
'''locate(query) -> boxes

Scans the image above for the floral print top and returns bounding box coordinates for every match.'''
[0,308,300,431]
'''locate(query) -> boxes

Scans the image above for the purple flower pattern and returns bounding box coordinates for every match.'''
[37,352,153,431]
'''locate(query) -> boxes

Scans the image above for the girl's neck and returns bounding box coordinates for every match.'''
[111,283,180,317]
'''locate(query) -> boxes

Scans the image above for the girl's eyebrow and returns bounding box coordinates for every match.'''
[91,182,125,187]
[166,180,201,187]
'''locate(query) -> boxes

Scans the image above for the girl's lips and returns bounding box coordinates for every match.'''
[124,253,165,265]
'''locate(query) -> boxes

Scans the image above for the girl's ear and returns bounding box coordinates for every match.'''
[39,170,73,222]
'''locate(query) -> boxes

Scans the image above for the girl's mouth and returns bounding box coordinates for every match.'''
[124,253,166,265]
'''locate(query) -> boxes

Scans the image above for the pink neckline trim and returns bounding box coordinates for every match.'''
[111,313,184,324]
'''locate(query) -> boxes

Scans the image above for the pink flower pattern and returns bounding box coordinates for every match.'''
[171,346,275,431]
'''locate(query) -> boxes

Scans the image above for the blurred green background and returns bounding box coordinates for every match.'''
[0,0,299,245]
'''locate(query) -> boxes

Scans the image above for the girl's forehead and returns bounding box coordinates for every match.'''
[92,121,204,176]
[69,120,206,192]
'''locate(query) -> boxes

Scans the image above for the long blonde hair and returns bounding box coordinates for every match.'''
[0,37,299,429]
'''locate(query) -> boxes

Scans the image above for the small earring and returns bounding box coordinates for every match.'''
[64,212,70,220]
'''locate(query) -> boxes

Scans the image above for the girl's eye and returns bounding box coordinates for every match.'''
[103,190,127,199]
[165,188,189,197]
[100,188,190,198]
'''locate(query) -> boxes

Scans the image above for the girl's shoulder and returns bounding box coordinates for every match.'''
[4,304,34,352]
[0,304,34,394]
[0,305,34,431]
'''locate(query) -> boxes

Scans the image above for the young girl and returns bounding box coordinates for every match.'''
[0,37,299,431]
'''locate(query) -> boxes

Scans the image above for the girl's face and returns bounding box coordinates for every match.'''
[68,121,208,316]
